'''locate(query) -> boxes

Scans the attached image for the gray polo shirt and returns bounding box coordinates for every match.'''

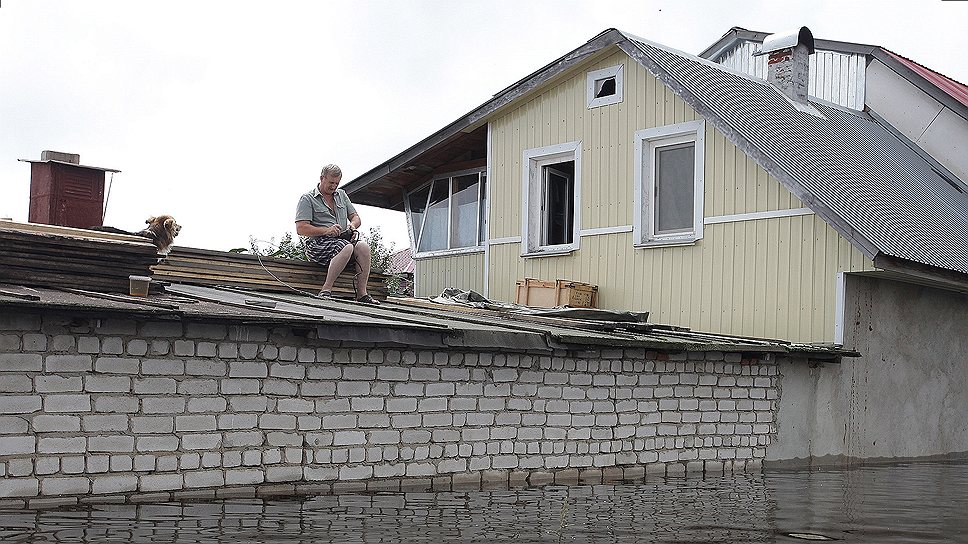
[294,187,357,230]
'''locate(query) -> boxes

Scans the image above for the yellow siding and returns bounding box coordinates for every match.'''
[487,214,874,342]
[422,47,877,342]
[414,252,485,298]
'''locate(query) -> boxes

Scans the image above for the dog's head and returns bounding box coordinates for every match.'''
[146,215,181,238]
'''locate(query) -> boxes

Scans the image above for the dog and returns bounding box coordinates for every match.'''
[138,215,181,255]
[89,215,181,255]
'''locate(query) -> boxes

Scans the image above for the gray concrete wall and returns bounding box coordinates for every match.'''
[767,274,968,465]
[0,310,784,507]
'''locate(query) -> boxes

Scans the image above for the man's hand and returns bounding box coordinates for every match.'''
[327,225,342,237]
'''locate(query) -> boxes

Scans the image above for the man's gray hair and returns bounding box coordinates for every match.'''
[320,164,342,178]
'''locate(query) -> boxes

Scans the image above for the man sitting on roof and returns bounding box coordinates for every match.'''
[295,164,378,304]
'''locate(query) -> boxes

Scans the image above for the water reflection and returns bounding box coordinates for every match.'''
[1,461,966,543]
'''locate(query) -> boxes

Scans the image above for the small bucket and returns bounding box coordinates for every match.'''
[129,275,151,297]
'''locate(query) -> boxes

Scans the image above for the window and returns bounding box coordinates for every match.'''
[522,141,582,255]
[586,64,624,108]
[406,170,486,255]
[633,120,705,246]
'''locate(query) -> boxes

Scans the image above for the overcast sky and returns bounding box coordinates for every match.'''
[2,0,966,253]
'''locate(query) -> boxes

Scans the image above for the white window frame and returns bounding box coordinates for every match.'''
[405,167,487,258]
[586,64,624,109]
[633,120,705,247]
[521,141,582,257]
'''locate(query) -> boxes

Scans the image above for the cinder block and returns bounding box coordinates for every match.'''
[142,397,186,414]
[259,414,297,430]
[0,436,35,455]
[220,379,259,394]
[296,348,315,363]
[40,477,89,495]
[0,375,31,393]
[77,337,99,354]
[0,334,21,351]
[136,436,179,452]
[45,355,92,372]
[173,340,195,357]
[266,466,303,483]
[85,376,131,393]
[0,354,43,372]
[277,399,314,413]
[131,416,174,434]
[321,415,357,429]
[82,415,128,432]
[88,435,135,453]
[126,339,148,356]
[175,415,217,432]
[38,436,85,454]
[32,415,80,433]
[140,473,184,492]
[229,361,266,378]
[333,430,366,446]
[0,478,40,499]
[43,394,90,413]
[94,357,140,374]
[269,363,304,380]
[149,340,170,356]
[226,469,265,485]
[181,434,222,450]
[92,475,138,494]
[142,359,185,375]
[179,379,220,395]
[301,382,336,397]
[186,397,227,413]
[22,333,48,351]
[133,378,177,394]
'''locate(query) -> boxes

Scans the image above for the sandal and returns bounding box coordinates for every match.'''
[357,294,380,305]
[317,290,332,298]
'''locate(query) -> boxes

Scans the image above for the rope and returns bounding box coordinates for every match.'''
[249,238,323,298]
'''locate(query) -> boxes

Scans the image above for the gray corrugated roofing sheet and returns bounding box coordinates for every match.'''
[621,33,968,275]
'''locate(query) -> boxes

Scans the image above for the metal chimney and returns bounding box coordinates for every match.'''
[18,151,120,229]
[759,27,815,103]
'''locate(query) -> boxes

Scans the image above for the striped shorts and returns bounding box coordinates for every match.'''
[305,236,357,269]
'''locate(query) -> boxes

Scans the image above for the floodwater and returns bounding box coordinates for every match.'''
[1,461,966,543]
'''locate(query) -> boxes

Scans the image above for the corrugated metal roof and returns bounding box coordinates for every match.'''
[621,33,968,275]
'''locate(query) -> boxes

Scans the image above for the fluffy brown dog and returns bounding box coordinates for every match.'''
[137,215,181,254]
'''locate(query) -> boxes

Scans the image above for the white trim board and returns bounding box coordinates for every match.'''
[579,225,633,237]
[834,271,846,346]
[488,236,522,246]
[704,207,814,225]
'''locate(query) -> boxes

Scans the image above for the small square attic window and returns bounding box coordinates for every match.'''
[586,64,623,108]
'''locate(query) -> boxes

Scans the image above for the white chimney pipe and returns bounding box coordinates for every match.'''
[758,27,815,103]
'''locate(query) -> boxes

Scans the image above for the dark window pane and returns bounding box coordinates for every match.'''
[478,173,487,245]
[595,77,616,98]
[655,143,695,234]
[418,178,449,252]
[407,185,430,248]
[542,161,574,246]
[450,174,480,248]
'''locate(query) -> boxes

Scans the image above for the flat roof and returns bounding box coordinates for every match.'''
[0,282,854,360]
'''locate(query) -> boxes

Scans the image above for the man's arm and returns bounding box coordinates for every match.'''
[295,221,341,237]
[348,213,361,230]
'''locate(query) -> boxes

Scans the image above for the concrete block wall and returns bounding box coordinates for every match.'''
[0,311,779,506]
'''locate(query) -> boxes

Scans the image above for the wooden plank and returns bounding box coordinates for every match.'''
[0,219,148,243]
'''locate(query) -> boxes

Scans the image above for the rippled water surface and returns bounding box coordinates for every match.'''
[2,461,966,543]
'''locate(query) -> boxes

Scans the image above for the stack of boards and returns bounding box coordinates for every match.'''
[0,220,159,294]
[152,246,389,301]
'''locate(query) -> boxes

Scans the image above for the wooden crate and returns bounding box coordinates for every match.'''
[514,278,598,308]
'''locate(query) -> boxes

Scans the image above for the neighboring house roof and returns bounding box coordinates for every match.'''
[345,28,968,282]
[699,26,968,122]
[389,247,415,274]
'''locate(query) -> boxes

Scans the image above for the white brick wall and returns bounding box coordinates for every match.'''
[0,311,783,506]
